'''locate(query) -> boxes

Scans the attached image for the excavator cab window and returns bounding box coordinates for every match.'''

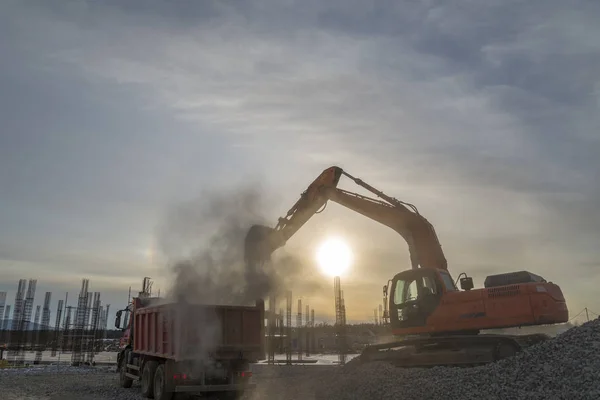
[394,275,439,305]
[393,273,440,319]
[404,280,419,302]
[390,270,444,328]
[438,271,458,292]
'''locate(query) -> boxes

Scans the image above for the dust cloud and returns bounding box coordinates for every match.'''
[154,184,326,368]
[157,184,323,305]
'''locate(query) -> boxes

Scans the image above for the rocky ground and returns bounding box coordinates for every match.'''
[0,363,333,400]
[2,319,599,399]
[316,318,600,400]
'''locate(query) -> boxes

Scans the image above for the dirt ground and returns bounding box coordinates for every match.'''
[0,364,336,400]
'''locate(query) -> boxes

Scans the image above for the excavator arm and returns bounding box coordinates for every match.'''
[244,166,447,272]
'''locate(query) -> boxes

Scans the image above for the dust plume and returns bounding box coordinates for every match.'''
[157,183,322,305]
[154,184,326,368]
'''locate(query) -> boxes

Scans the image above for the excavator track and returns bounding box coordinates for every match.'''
[359,333,550,368]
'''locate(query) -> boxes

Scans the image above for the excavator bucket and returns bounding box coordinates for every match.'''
[244,224,278,265]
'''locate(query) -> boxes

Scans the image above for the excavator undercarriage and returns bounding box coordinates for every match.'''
[359,333,551,368]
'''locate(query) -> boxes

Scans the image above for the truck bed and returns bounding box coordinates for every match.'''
[132,300,265,362]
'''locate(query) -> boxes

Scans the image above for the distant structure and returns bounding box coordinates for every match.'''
[63,306,74,351]
[10,279,26,331]
[23,279,37,332]
[334,276,347,365]
[0,277,110,366]
[297,298,302,361]
[278,307,284,352]
[0,292,6,345]
[382,285,389,325]
[305,304,310,357]
[41,292,52,329]
[285,291,292,365]
[103,304,110,337]
[0,292,6,324]
[10,279,36,365]
[98,303,110,339]
[85,292,102,364]
[2,305,11,341]
[310,309,315,353]
[267,295,276,364]
[51,299,64,357]
[31,305,41,345]
[71,279,91,366]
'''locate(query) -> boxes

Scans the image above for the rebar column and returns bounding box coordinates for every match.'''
[10,280,26,364]
[267,295,276,365]
[51,300,64,357]
[310,309,315,354]
[305,304,310,357]
[103,304,110,339]
[0,292,6,343]
[71,279,89,366]
[279,308,284,354]
[1,305,11,343]
[285,291,292,365]
[297,299,302,361]
[86,292,101,364]
[334,276,346,365]
[0,292,6,327]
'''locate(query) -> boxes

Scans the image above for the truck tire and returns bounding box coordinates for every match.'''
[153,364,173,400]
[119,353,133,389]
[141,361,159,398]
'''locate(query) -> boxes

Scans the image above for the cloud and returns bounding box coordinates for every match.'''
[1,0,599,320]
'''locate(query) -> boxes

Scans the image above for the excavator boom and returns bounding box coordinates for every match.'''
[244,166,447,271]
[244,166,342,266]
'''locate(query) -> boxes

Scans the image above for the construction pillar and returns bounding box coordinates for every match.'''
[285,291,292,365]
[297,299,302,361]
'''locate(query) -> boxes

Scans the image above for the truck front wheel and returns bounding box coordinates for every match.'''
[119,353,133,389]
[141,361,159,398]
[153,364,173,400]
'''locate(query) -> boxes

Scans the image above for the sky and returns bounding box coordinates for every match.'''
[1,0,599,326]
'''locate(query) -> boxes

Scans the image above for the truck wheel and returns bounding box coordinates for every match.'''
[153,364,173,400]
[119,354,133,388]
[141,361,159,398]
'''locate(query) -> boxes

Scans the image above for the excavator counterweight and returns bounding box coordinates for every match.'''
[244,166,569,368]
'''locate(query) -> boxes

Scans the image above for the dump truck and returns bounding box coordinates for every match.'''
[115,290,265,400]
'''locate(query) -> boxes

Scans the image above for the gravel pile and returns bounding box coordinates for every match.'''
[315,318,600,400]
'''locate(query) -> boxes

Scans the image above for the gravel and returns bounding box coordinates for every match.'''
[3,320,599,399]
[315,318,600,400]
[0,363,335,400]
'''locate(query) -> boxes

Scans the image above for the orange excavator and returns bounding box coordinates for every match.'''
[244,166,569,367]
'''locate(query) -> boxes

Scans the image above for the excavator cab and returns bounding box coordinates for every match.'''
[389,268,459,330]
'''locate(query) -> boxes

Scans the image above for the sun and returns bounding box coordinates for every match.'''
[316,237,353,277]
